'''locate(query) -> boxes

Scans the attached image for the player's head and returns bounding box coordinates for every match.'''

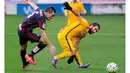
[72,0,78,2]
[44,6,56,20]
[88,23,100,34]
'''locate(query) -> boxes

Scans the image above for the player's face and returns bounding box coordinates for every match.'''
[88,25,99,34]
[46,12,55,20]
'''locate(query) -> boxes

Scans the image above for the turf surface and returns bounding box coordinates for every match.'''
[5,15,125,73]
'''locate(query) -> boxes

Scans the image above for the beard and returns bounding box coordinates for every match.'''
[88,28,94,34]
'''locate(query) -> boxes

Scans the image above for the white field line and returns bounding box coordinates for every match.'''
[5,33,125,36]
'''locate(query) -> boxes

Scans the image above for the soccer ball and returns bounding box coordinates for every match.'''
[106,62,118,73]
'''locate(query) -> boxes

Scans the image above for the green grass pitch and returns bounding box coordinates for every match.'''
[5,15,125,73]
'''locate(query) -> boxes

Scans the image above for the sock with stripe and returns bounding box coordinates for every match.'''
[28,43,47,56]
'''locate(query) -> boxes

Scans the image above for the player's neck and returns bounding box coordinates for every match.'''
[72,1,78,3]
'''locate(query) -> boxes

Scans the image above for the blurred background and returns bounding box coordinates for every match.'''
[4,0,125,15]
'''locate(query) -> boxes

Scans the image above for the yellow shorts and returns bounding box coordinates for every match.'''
[57,21,83,51]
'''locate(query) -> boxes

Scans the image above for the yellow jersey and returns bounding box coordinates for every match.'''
[58,17,89,39]
[71,17,89,45]
[74,17,89,38]
[64,2,86,25]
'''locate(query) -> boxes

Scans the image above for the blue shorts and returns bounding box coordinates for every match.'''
[18,29,41,45]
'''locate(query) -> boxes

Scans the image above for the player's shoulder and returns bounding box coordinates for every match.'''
[77,1,83,5]
[78,1,82,3]
[80,17,89,25]
[35,7,42,11]
[34,8,43,14]
[34,8,43,17]
[80,17,88,22]
[68,2,72,4]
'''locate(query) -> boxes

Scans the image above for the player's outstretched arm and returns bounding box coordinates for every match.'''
[71,37,82,55]
[80,2,87,15]
[74,37,82,51]
[23,0,39,10]
[64,2,80,18]
[40,29,56,55]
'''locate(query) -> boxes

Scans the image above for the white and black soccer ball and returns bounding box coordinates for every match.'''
[106,62,118,73]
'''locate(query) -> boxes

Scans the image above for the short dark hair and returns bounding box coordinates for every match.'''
[90,23,100,30]
[45,6,56,13]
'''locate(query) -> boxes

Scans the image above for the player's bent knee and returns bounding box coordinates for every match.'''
[20,43,27,50]
[20,46,27,50]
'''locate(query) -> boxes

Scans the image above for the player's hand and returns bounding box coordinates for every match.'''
[71,50,76,55]
[49,45,56,55]
[63,2,72,10]
[80,31,86,38]
[23,0,31,3]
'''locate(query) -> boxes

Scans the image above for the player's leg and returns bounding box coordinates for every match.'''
[52,50,72,68]
[55,51,72,60]
[51,32,73,68]
[55,42,72,60]
[75,51,90,68]
[27,39,47,58]
[18,30,29,69]
[67,55,76,64]
[67,51,82,65]
[66,47,90,68]
[20,43,30,69]
[67,37,90,68]
[25,33,47,65]
[67,37,77,64]
[52,21,82,68]
[52,32,77,68]
[67,50,90,68]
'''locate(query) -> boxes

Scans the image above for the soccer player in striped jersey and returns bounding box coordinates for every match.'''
[18,0,56,69]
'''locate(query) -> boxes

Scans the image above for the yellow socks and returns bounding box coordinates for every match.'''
[75,51,83,65]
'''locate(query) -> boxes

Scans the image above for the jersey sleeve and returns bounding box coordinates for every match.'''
[64,2,71,16]
[38,20,45,30]
[35,8,41,12]
[79,2,87,14]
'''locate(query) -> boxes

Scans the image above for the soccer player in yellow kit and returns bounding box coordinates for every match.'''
[64,0,86,25]
[51,2,100,68]
[64,0,87,65]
